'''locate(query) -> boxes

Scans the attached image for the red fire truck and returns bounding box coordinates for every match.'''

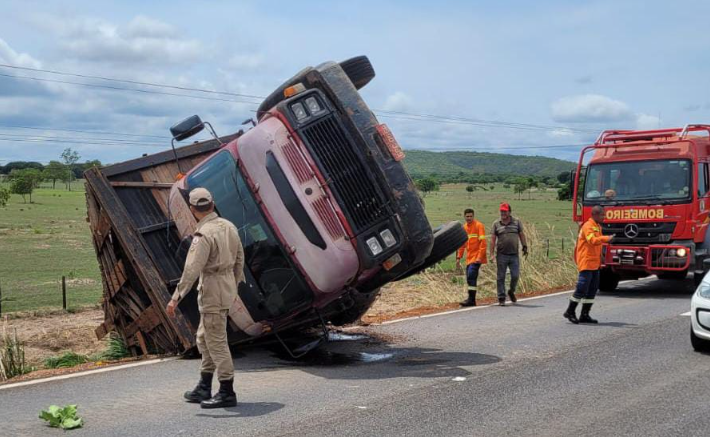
[572,125,710,290]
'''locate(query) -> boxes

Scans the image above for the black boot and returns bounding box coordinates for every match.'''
[563,301,579,324]
[498,298,506,306]
[461,290,477,307]
[508,291,517,303]
[201,379,237,409]
[184,372,213,403]
[579,303,598,324]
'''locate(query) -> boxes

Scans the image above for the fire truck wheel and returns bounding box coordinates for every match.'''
[599,269,620,292]
[339,56,375,90]
[395,221,468,281]
[690,325,710,352]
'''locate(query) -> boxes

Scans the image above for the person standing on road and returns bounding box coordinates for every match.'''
[564,205,613,324]
[456,208,487,307]
[166,188,244,409]
[490,203,528,306]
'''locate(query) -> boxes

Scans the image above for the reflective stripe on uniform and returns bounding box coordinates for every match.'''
[585,233,594,242]
[569,296,581,303]
[581,298,595,304]
[468,234,478,238]
[468,286,477,291]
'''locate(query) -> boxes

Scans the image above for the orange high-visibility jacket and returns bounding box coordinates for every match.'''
[574,218,611,271]
[457,220,487,265]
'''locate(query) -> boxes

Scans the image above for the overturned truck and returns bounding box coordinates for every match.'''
[85,56,466,356]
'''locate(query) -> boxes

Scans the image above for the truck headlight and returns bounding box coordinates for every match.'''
[305,97,322,114]
[677,248,687,257]
[366,237,383,255]
[380,229,397,248]
[291,102,308,121]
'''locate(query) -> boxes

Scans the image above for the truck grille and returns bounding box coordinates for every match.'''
[602,222,676,244]
[300,116,387,232]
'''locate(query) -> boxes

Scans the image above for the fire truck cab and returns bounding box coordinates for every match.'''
[573,125,710,290]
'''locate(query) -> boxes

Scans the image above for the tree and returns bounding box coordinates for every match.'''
[514,182,528,201]
[61,148,80,191]
[466,185,474,198]
[1,161,44,174]
[557,171,571,184]
[527,177,538,200]
[416,177,439,196]
[9,168,42,203]
[0,187,9,207]
[557,183,572,201]
[43,161,69,189]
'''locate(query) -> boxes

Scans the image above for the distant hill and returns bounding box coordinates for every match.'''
[402,150,575,179]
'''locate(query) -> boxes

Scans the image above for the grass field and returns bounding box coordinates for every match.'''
[0,181,579,314]
[0,182,102,313]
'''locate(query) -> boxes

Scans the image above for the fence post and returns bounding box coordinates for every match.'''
[0,280,2,316]
[562,238,565,251]
[546,239,550,258]
[62,276,67,310]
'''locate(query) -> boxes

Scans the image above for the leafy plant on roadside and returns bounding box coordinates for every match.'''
[39,404,83,430]
[43,352,89,369]
[99,333,129,361]
[0,323,34,381]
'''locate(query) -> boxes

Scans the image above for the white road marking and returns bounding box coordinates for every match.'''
[452,377,467,382]
[0,357,179,391]
[376,278,648,326]
[680,311,692,317]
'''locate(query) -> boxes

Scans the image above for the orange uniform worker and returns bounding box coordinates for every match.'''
[456,208,487,306]
[564,205,613,324]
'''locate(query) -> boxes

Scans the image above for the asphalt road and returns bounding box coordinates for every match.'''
[2,277,709,437]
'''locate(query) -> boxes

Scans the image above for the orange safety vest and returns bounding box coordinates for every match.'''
[457,220,487,265]
[574,218,611,271]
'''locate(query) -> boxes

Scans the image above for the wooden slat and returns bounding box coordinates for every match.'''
[135,331,148,355]
[85,168,195,351]
[95,323,108,340]
[110,181,173,188]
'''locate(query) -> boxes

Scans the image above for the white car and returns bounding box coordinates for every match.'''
[691,277,710,352]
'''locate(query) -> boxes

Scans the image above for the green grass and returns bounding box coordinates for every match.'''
[0,181,103,313]
[0,180,578,314]
[422,183,577,270]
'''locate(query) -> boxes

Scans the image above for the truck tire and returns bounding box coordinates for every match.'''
[691,325,710,352]
[657,270,688,281]
[396,221,468,281]
[599,269,620,292]
[339,56,375,90]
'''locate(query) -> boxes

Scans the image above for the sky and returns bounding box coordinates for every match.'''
[1,0,710,166]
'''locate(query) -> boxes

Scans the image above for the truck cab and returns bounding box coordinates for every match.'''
[573,125,710,290]
[85,56,465,355]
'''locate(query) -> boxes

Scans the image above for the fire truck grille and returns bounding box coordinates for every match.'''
[602,221,677,244]
[300,115,387,232]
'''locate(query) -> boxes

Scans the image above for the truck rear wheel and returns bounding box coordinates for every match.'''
[599,269,620,292]
[328,288,380,326]
[396,221,468,281]
[339,56,375,90]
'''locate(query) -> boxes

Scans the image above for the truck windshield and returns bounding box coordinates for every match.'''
[583,159,692,204]
[187,150,312,319]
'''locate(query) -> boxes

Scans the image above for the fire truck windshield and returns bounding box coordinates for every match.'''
[583,159,692,204]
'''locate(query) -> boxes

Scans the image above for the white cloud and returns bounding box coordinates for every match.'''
[0,38,41,68]
[636,113,661,130]
[382,91,414,112]
[53,16,204,65]
[551,94,633,123]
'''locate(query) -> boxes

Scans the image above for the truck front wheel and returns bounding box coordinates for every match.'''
[599,269,620,292]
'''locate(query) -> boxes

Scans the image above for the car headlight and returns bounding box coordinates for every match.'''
[380,229,397,248]
[291,102,308,121]
[698,281,710,299]
[677,248,687,257]
[305,97,322,114]
[366,237,383,256]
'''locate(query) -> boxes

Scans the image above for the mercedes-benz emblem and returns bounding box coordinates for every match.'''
[624,223,639,239]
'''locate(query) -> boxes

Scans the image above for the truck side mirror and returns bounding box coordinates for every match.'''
[170,115,205,142]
